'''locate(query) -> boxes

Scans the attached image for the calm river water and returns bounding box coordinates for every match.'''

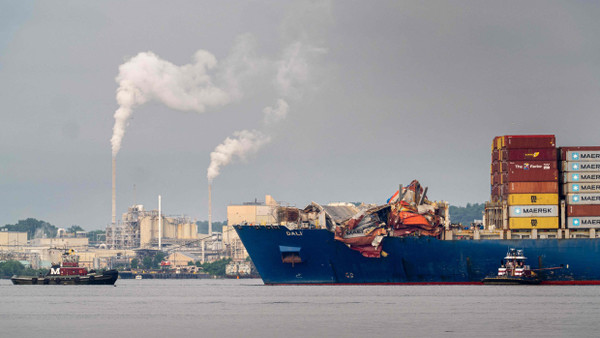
[1,278,599,337]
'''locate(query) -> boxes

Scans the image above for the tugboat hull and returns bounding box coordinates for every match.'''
[482,276,541,285]
[11,270,118,285]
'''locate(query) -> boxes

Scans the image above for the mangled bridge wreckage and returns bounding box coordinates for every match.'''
[275,180,450,258]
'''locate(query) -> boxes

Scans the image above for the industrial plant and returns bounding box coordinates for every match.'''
[0,193,285,278]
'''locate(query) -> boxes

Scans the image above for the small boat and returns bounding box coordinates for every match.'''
[11,249,118,285]
[482,248,541,285]
[135,275,142,280]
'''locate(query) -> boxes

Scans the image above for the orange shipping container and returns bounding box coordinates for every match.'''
[504,182,559,194]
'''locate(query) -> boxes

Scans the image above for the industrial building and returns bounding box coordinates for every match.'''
[106,205,198,249]
[0,231,27,247]
[223,195,279,260]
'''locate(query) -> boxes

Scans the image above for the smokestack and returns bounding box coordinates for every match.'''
[208,184,212,236]
[112,157,116,224]
[158,195,162,250]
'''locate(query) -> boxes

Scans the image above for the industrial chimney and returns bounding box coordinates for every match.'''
[112,157,116,224]
[208,184,212,236]
[158,195,162,250]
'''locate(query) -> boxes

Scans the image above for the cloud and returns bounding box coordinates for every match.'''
[263,99,289,125]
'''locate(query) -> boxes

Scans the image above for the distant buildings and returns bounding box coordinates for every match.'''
[223,195,279,261]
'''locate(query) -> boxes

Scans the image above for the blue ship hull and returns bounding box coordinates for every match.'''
[234,225,600,285]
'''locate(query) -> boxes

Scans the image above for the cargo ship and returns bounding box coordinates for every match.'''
[234,135,600,285]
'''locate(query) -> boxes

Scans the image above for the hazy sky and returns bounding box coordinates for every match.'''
[2,1,600,230]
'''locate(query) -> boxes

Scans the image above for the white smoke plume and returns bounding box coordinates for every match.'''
[111,50,230,157]
[111,34,261,157]
[206,41,324,183]
[263,99,289,125]
[207,130,271,183]
[217,33,264,101]
[275,41,325,98]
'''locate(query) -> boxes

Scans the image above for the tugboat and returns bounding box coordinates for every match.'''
[11,249,118,285]
[482,248,541,285]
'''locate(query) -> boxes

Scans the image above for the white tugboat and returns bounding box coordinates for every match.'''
[482,249,540,285]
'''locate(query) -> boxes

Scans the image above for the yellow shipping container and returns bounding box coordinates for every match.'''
[507,193,559,205]
[509,217,559,229]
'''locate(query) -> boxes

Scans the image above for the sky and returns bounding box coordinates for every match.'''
[1,1,600,230]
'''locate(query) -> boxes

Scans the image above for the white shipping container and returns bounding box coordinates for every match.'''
[561,161,600,172]
[567,216,600,229]
[508,205,558,217]
[562,172,600,183]
[567,193,600,205]
[566,150,600,162]
[563,183,600,193]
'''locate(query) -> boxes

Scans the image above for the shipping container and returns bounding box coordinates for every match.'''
[567,216,600,229]
[492,136,500,150]
[562,183,600,193]
[506,161,557,171]
[508,217,559,229]
[566,193,600,205]
[507,193,558,205]
[559,146,600,161]
[561,161,600,172]
[561,172,600,183]
[491,184,500,197]
[492,161,499,173]
[503,135,556,149]
[567,204,600,217]
[501,168,558,183]
[504,181,559,194]
[500,148,557,161]
[492,149,499,162]
[492,173,500,185]
[509,205,558,217]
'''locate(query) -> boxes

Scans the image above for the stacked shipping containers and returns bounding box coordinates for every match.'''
[560,147,600,230]
[490,135,559,230]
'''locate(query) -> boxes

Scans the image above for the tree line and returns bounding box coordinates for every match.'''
[129,251,231,277]
[449,203,485,225]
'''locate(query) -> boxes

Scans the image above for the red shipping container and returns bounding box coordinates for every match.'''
[500,148,557,161]
[567,204,600,217]
[502,170,558,183]
[492,161,500,173]
[492,173,500,185]
[503,182,559,194]
[505,160,557,170]
[501,161,558,182]
[492,149,499,162]
[491,184,501,197]
[503,135,556,149]
[559,146,600,161]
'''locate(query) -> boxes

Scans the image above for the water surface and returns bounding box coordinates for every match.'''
[1,279,598,337]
